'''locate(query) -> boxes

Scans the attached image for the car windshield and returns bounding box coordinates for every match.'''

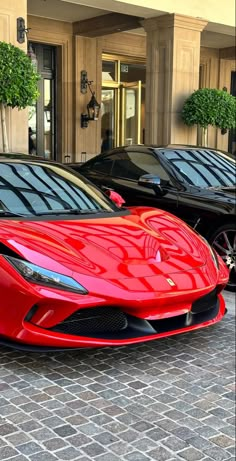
[161,149,236,188]
[0,161,118,217]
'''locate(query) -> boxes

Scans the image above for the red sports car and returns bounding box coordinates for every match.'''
[0,154,229,351]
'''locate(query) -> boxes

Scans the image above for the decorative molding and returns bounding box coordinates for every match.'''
[101,32,146,58]
[0,13,10,41]
[219,47,236,60]
[142,14,208,33]
[73,13,142,38]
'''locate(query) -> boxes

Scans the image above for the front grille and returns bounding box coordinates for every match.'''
[50,307,128,336]
[191,288,218,314]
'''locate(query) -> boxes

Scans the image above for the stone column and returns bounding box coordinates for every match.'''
[0,0,28,153]
[142,14,208,145]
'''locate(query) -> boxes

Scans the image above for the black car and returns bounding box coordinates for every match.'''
[68,145,236,291]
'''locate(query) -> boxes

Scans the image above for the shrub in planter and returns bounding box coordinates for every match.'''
[181,88,236,146]
[0,41,40,152]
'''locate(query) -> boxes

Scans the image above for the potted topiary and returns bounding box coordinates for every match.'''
[181,88,236,146]
[0,41,40,153]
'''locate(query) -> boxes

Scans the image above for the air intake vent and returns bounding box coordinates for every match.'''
[50,306,128,336]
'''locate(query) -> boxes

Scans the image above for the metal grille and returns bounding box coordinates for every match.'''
[191,288,218,314]
[50,307,128,336]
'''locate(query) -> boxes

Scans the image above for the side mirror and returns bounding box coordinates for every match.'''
[138,174,164,194]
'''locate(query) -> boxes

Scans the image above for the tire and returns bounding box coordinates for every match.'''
[209,224,236,292]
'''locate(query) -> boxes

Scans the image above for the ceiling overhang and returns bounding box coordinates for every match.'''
[73,12,143,37]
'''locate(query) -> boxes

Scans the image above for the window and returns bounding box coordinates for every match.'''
[0,162,119,217]
[82,157,114,175]
[111,151,172,182]
[162,149,235,187]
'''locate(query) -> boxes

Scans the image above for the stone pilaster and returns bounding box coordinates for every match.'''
[142,14,208,145]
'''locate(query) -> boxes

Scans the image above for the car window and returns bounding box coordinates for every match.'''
[82,157,114,175]
[0,162,119,217]
[161,149,235,187]
[111,151,172,182]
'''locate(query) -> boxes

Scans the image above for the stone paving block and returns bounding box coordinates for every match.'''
[178,447,204,460]
[54,446,82,460]
[43,437,69,451]
[148,445,175,460]
[17,441,42,455]
[0,292,234,461]
[124,451,151,460]
[203,446,232,460]
[81,441,106,457]
[5,431,31,446]
[0,446,20,459]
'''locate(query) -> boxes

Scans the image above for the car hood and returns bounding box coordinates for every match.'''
[0,208,208,281]
[198,185,236,203]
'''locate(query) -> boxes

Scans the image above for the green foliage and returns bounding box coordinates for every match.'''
[182,88,236,130]
[0,41,40,109]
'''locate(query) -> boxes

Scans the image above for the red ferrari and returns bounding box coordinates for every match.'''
[0,154,229,350]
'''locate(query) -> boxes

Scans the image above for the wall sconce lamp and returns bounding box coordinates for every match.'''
[17,17,30,44]
[80,70,100,128]
[44,103,51,123]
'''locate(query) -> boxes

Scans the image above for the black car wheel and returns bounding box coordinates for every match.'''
[210,224,236,292]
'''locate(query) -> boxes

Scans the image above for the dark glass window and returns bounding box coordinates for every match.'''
[82,157,114,175]
[111,151,171,182]
[102,61,116,81]
[162,149,235,187]
[120,62,146,83]
[0,162,118,217]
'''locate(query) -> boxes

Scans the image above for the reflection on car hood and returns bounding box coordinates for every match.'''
[0,208,208,281]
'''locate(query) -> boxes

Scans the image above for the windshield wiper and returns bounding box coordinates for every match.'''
[207,186,235,190]
[0,210,27,218]
[33,208,113,216]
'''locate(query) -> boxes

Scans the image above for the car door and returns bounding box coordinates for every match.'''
[79,154,115,192]
[82,148,179,214]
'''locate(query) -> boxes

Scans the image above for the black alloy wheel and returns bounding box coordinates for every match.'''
[211,224,236,292]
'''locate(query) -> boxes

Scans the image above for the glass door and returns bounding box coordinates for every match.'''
[102,56,145,150]
[121,81,141,145]
[101,88,117,152]
[28,43,56,160]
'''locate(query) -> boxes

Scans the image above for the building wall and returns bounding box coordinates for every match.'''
[200,47,236,150]
[1,2,235,157]
[0,0,28,153]
[103,0,235,28]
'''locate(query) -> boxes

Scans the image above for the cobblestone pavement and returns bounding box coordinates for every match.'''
[0,291,235,461]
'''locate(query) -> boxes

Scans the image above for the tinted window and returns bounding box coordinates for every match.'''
[0,162,118,217]
[82,157,113,175]
[111,151,171,182]
[161,149,235,187]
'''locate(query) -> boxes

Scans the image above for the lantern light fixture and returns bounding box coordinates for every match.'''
[17,17,30,44]
[80,71,100,128]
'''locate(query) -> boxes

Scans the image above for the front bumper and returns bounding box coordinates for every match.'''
[0,290,226,351]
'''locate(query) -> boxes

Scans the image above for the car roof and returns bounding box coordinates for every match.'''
[91,144,234,160]
[0,153,59,165]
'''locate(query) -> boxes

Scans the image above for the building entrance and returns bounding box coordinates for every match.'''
[28,43,56,160]
[101,56,145,152]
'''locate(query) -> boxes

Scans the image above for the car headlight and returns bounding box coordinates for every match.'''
[197,236,219,269]
[192,232,220,269]
[209,246,220,269]
[4,256,88,294]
